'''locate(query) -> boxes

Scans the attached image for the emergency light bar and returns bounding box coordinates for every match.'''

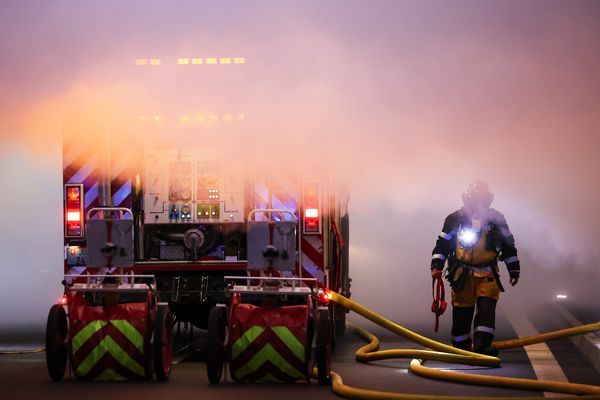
[64,184,84,238]
[135,57,245,66]
[139,113,245,124]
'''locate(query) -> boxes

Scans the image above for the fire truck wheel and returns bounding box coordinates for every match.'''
[207,306,226,384]
[317,309,332,385]
[45,304,68,381]
[153,304,173,381]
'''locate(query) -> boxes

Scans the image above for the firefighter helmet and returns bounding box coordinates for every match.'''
[462,180,493,210]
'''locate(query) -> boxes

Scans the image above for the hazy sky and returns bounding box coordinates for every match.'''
[1,0,599,333]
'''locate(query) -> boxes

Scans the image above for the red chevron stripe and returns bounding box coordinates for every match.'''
[241,360,303,382]
[301,236,324,269]
[229,327,307,374]
[77,351,148,380]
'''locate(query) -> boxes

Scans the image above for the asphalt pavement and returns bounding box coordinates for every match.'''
[1,306,598,399]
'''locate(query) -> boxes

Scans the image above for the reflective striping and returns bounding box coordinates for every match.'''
[72,320,107,354]
[252,180,270,221]
[504,256,519,264]
[432,254,447,261]
[111,158,130,181]
[452,333,471,342]
[63,143,86,171]
[75,335,145,377]
[270,194,297,221]
[84,181,99,210]
[499,226,512,238]
[271,326,305,362]
[110,320,144,352]
[302,235,325,282]
[439,231,452,240]
[232,326,265,359]
[475,326,495,334]
[301,256,324,283]
[234,343,304,381]
[67,156,99,184]
[95,367,127,381]
[112,179,132,207]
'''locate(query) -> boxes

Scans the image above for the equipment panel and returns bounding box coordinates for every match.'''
[143,150,244,224]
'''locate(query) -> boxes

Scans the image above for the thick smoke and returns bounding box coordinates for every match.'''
[1,1,600,337]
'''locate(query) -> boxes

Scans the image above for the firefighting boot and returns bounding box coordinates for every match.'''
[451,337,472,351]
[473,331,498,357]
[451,306,475,351]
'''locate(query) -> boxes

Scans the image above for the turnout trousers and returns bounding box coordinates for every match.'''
[450,270,500,354]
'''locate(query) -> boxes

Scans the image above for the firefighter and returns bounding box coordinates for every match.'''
[430,180,520,356]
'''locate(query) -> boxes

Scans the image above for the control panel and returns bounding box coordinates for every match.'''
[144,150,244,224]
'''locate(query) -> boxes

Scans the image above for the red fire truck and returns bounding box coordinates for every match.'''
[63,135,350,329]
[49,57,350,382]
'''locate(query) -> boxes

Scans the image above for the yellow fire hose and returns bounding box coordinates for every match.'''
[328,291,600,399]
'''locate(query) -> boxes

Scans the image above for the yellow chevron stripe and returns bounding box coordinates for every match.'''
[235,343,304,380]
[75,335,145,378]
[271,326,305,362]
[231,326,264,359]
[72,320,107,354]
[95,367,127,381]
[110,320,144,352]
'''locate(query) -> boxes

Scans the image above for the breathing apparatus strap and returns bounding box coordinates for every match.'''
[431,274,447,332]
[491,266,505,292]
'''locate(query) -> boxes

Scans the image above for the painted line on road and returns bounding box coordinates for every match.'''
[506,312,570,398]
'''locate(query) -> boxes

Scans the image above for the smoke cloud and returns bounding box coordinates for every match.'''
[1,0,599,337]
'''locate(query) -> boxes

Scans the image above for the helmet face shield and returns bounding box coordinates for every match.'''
[462,180,493,213]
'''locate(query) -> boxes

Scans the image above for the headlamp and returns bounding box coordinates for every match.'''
[457,228,479,247]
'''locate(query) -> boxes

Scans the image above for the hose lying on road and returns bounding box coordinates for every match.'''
[328,291,600,399]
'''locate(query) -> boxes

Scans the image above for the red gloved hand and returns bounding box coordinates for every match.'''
[431,268,442,278]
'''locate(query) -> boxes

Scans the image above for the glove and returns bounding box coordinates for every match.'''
[508,269,519,286]
[431,267,443,278]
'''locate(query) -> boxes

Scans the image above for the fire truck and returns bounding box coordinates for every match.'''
[50,57,350,382]
[62,132,350,332]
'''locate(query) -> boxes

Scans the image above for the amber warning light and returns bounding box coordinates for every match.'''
[65,184,84,238]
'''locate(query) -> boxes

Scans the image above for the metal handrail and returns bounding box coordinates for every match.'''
[247,208,297,222]
[86,207,133,220]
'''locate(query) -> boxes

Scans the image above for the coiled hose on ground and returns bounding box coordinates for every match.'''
[328,291,600,399]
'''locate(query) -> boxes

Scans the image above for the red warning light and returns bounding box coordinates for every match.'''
[303,183,321,234]
[58,294,68,306]
[67,211,81,222]
[317,289,330,304]
[65,184,84,238]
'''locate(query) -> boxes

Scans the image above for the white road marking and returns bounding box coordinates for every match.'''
[506,312,572,398]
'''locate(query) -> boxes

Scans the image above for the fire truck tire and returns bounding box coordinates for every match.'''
[317,309,332,385]
[45,304,68,381]
[207,306,226,384]
[153,304,173,381]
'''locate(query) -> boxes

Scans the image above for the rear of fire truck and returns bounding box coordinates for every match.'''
[62,55,350,333]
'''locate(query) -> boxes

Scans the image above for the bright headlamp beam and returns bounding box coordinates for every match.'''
[458,228,478,247]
